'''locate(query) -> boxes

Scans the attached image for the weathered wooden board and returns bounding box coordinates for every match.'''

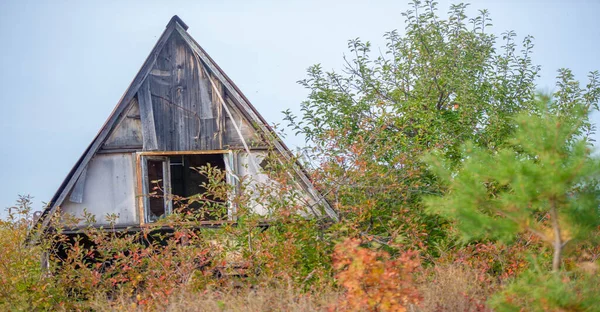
[61,153,138,226]
[211,72,224,148]
[138,79,158,150]
[102,98,143,150]
[137,31,263,151]
[142,32,223,151]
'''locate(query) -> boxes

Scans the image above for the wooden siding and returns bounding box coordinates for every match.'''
[61,153,138,226]
[139,32,222,151]
[102,98,143,150]
[135,31,263,152]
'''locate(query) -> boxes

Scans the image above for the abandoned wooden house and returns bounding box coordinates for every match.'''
[33,16,337,237]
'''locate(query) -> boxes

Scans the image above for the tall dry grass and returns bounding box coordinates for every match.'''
[83,264,496,312]
[416,263,496,312]
[86,285,340,312]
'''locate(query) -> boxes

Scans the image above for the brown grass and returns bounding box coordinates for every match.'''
[415,264,497,312]
[83,264,496,312]
[85,285,340,312]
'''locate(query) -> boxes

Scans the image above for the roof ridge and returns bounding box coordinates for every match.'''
[167,15,188,31]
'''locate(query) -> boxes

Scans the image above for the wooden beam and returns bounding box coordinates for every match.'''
[135,153,145,226]
[97,148,142,154]
[69,166,87,204]
[138,79,158,150]
[138,150,229,156]
[55,220,271,235]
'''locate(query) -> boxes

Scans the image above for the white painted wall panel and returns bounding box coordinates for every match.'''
[236,151,317,217]
[61,153,138,226]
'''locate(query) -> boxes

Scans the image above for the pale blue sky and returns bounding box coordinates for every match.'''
[0,0,599,216]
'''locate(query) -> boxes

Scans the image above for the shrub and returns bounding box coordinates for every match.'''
[331,238,421,311]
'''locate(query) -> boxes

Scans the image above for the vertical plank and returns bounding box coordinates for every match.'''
[198,76,213,150]
[140,155,150,223]
[137,153,146,225]
[212,72,224,149]
[138,79,158,151]
[174,35,190,151]
[185,34,208,151]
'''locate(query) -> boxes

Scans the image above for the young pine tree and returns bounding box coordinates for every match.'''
[425,95,600,272]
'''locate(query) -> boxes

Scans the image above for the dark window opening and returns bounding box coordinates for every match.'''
[147,159,166,220]
[144,154,228,223]
[170,154,227,220]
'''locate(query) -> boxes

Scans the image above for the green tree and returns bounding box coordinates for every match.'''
[424,95,600,272]
[285,0,542,252]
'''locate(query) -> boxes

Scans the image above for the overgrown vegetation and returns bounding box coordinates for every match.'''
[2,1,600,311]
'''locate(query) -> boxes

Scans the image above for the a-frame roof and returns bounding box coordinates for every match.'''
[34,16,338,234]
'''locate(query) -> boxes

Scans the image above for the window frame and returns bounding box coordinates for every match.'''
[141,155,172,223]
[136,150,237,225]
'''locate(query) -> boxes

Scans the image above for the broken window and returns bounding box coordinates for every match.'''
[147,158,169,220]
[141,153,233,223]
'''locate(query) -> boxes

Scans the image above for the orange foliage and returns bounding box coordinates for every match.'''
[331,238,421,311]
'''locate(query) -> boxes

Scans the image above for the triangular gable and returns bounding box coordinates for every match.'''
[35,16,338,234]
